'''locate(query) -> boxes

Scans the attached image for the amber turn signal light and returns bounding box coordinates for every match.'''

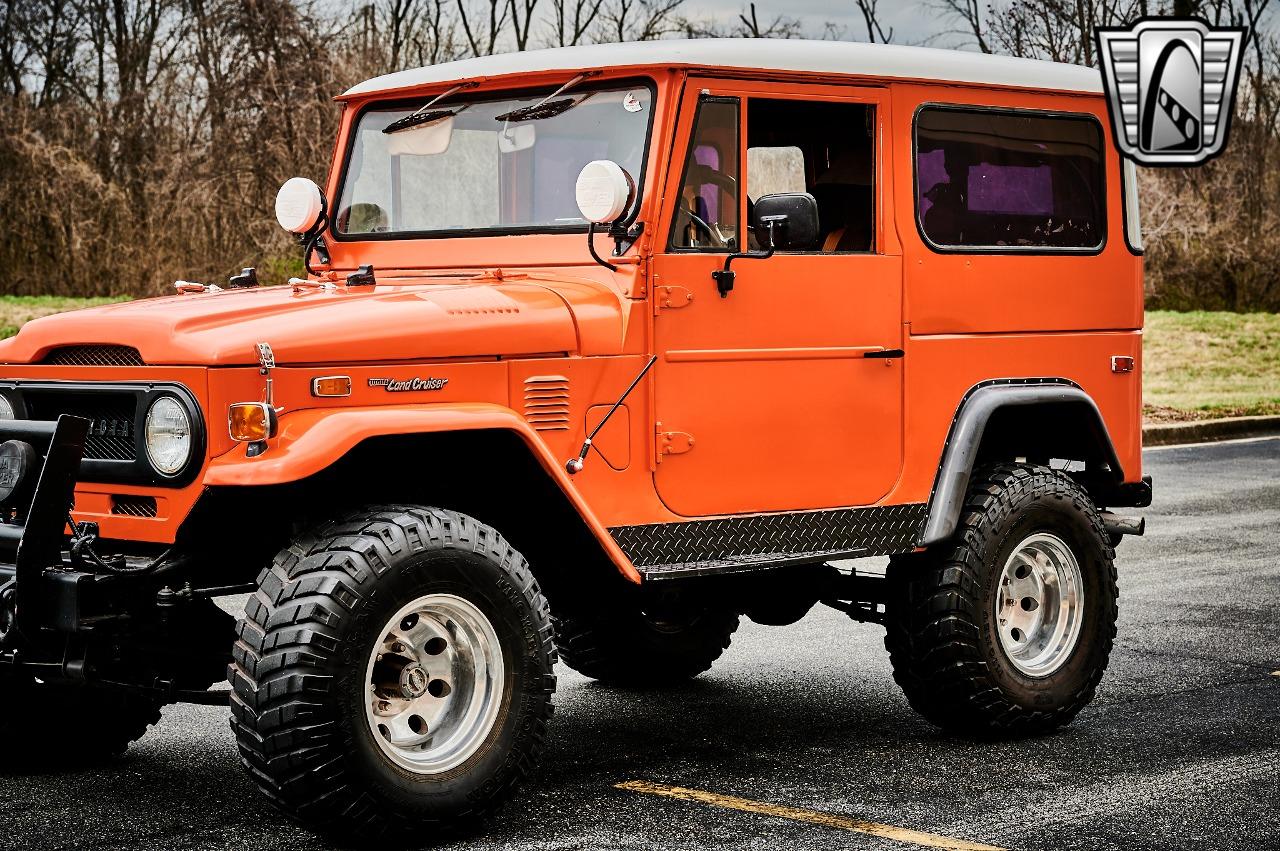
[311,376,352,397]
[228,402,277,442]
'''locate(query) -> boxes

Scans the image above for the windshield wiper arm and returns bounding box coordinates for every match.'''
[494,71,597,123]
[383,81,478,134]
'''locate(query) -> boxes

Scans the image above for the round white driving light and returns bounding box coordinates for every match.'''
[274,177,325,234]
[0,395,14,420]
[145,396,192,476]
[575,160,634,224]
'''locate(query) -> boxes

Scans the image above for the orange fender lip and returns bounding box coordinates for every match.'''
[204,402,641,583]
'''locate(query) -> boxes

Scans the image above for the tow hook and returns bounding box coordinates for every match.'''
[1100,511,1146,538]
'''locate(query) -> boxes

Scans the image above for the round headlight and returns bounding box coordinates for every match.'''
[0,395,13,420]
[145,397,192,476]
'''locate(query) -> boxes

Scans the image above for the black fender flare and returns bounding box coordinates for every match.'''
[918,379,1124,547]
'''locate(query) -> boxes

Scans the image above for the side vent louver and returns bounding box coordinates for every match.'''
[523,375,570,432]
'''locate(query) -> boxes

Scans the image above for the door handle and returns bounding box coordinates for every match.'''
[863,349,905,359]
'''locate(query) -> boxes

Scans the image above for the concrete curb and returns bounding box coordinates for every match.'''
[1143,415,1280,447]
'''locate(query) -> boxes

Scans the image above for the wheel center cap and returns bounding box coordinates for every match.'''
[399,664,429,699]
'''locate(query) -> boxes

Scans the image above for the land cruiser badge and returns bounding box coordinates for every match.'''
[368,377,449,392]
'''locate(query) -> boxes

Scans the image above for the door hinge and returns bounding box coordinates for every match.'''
[653,285,694,314]
[655,423,695,461]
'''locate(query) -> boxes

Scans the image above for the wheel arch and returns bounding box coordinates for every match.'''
[919,379,1124,547]
[190,405,641,594]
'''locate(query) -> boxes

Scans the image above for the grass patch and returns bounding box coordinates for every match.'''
[1,298,1275,424]
[1144,310,1280,421]
[0,295,128,340]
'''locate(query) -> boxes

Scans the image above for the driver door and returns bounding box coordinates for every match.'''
[649,79,904,518]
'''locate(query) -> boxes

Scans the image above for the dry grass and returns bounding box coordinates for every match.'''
[0,296,127,340]
[2,299,1275,423]
[1143,310,1280,420]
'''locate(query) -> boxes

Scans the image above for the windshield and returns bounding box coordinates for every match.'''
[336,84,653,237]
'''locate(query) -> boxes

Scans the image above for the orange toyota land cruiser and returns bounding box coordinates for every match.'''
[0,39,1150,838]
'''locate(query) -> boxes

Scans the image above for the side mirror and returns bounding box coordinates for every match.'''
[274,177,326,235]
[752,192,820,250]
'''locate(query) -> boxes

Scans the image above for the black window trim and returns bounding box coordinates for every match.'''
[331,77,659,243]
[667,94,741,254]
[911,102,1109,257]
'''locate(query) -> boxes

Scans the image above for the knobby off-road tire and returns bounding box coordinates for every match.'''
[885,463,1118,736]
[0,676,161,770]
[228,507,556,840]
[555,600,739,685]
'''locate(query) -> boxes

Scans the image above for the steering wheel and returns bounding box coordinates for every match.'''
[677,202,728,248]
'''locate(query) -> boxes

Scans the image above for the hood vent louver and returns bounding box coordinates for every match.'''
[523,375,570,432]
[42,345,144,367]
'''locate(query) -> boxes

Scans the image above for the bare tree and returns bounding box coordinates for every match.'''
[734,2,801,38]
[598,0,683,42]
[935,0,991,52]
[549,0,604,46]
[455,0,509,55]
[855,0,893,43]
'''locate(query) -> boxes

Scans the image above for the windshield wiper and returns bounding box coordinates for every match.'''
[383,81,478,134]
[494,71,597,123]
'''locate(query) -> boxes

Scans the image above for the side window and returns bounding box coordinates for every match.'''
[670,97,739,251]
[915,107,1105,250]
[746,98,876,253]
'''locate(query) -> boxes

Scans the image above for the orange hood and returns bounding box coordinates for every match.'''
[0,272,631,366]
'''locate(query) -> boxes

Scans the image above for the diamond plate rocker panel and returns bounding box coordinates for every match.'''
[609,503,928,572]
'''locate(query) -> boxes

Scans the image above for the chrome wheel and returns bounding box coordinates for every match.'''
[364,594,505,774]
[994,532,1085,677]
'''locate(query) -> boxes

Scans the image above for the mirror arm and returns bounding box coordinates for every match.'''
[712,219,779,297]
[608,219,644,255]
[586,222,619,272]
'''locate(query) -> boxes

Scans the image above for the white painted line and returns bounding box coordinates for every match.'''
[1146,434,1280,452]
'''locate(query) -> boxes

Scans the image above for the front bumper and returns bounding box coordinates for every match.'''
[0,415,90,642]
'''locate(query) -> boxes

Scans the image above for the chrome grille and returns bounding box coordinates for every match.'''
[111,495,157,517]
[43,345,144,367]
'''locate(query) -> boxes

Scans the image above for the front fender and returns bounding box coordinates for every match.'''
[204,402,641,583]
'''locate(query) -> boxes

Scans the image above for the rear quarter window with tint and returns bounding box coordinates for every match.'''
[915,107,1105,251]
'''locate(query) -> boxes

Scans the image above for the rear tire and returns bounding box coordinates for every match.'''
[556,594,739,685]
[0,676,161,770]
[228,506,556,840]
[884,463,1118,736]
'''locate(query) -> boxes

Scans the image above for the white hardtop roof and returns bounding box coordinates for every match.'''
[345,38,1103,97]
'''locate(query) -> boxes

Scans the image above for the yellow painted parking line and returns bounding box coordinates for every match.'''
[615,780,1004,851]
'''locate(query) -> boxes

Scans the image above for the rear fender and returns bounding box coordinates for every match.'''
[204,403,641,583]
[920,379,1125,547]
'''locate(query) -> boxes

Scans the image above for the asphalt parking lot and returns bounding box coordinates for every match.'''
[1,437,1277,851]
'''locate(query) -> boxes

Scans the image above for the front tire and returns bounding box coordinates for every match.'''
[228,507,556,840]
[884,463,1118,736]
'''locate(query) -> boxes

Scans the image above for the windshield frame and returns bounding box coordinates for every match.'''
[331,77,658,242]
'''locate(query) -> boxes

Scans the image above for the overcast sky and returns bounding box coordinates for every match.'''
[687,1,950,46]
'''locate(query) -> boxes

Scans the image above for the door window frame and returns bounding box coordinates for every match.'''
[660,78,891,259]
